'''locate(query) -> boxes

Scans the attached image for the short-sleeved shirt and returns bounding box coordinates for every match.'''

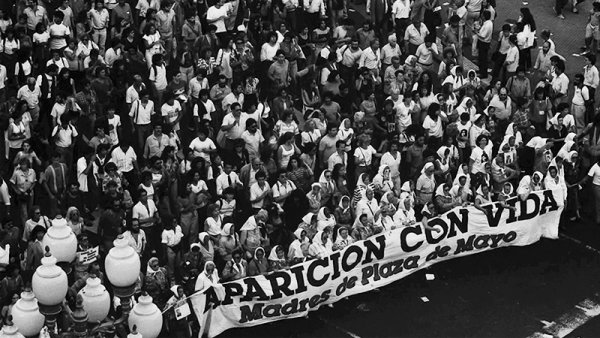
[132,200,157,227]
[354,145,377,166]
[470,147,490,174]
[588,163,600,185]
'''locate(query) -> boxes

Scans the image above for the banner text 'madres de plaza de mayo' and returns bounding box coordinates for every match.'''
[190,189,563,337]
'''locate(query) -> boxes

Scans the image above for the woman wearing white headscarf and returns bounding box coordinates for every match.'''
[517,171,544,200]
[393,195,416,227]
[352,214,374,240]
[434,140,457,182]
[194,261,220,291]
[308,230,333,259]
[65,207,83,236]
[319,169,336,205]
[499,134,519,169]
[247,247,269,276]
[334,195,353,228]
[198,232,215,262]
[527,136,554,175]
[337,118,354,152]
[491,153,518,193]
[333,226,354,251]
[400,181,416,205]
[416,162,436,206]
[435,183,458,214]
[442,66,466,93]
[450,178,471,205]
[498,182,515,202]
[504,122,523,147]
[474,184,493,214]
[216,223,241,262]
[455,97,477,122]
[316,207,336,231]
[355,188,380,221]
[240,210,269,260]
[164,285,191,336]
[544,164,567,206]
[352,173,374,209]
[221,251,248,281]
[299,212,318,240]
[306,183,323,213]
[373,165,394,195]
[145,257,169,308]
[268,245,289,271]
[288,228,310,265]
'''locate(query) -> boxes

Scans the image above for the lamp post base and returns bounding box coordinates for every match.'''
[38,303,62,335]
[113,284,136,337]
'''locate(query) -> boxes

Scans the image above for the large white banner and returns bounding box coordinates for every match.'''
[191,189,563,337]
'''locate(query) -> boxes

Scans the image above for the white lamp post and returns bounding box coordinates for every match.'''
[105,235,141,334]
[42,217,77,273]
[31,248,68,334]
[0,317,25,338]
[128,293,163,338]
[11,291,44,337]
[78,275,110,323]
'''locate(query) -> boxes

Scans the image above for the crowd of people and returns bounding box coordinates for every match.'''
[0,0,598,335]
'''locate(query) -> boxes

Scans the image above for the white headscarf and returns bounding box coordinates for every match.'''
[526,136,547,150]
[338,195,351,213]
[435,183,450,198]
[202,261,219,282]
[301,212,315,225]
[421,162,435,175]
[317,207,335,231]
[268,245,286,262]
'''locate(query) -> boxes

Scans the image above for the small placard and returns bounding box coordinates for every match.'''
[175,302,191,320]
[77,246,99,264]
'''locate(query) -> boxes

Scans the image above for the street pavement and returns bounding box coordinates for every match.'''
[218,1,600,338]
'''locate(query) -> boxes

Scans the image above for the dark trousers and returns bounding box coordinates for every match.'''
[478,41,490,78]
[555,0,569,14]
[395,18,410,50]
[491,52,507,82]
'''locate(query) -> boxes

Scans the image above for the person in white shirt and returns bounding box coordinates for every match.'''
[104,38,122,68]
[161,94,182,132]
[51,114,78,150]
[240,119,264,160]
[476,11,493,79]
[189,128,217,162]
[249,171,271,210]
[149,54,168,103]
[551,62,569,106]
[327,140,348,170]
[216,163,243,195]
[572,73,590,133]
[132,189,159,245]
[220,102,248,149]
[106,106,121,145]
[0,63,6,102]
[392,0,411,39]
[188,70,210,102]
[87,1,109,53]
[129,90,155,151]
[415,36,439,72]
[503,35,519,80]
[272,170,297,206]
[110,143,139,188]
[380,34,402,73]
[194,89,216,121]
[584,54,599,101]
[161,215,184,278]
[49,11,70,51]
[125,74,146,107]
[304,0,325,29]
[206,0,231,34]
[359,39,381,77]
